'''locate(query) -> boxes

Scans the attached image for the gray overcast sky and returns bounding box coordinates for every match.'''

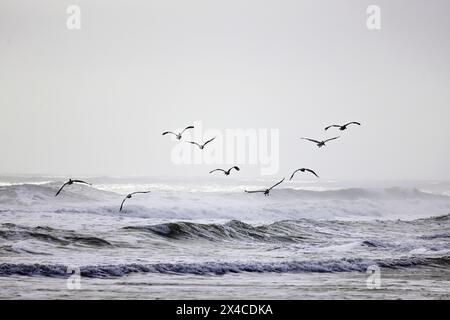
[0,0,449,180]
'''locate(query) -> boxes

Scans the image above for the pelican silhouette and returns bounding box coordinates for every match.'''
[162,125,194,140]
[301,136,339,148]
[188,137,216,150]
[209,166,240,176]
[289,168,319,180]
[119,191,151,212]
[245,178,285,196]
[325,122,361,131]
[55,179,92,197]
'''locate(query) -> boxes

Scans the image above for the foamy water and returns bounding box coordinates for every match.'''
[0,177,449,299]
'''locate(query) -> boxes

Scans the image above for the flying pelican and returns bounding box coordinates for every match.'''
[325,122,361,131]
[289,168,319,180]
[162,125,194,140]
[188,137,216,150]
[55,179,92,197]
[209,166,240,176]
[301,136,339,148]
[244,178,285,196]
[119,191,151,212]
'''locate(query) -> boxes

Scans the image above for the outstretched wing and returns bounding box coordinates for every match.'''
[202,137,216,147]
[119,197,127,212]
[244,190,265,193]
[209,169,226,174]
[230,166,240,172]
[72,180,91,185]
[324,136,340,143]
[55,182,69,197]
[289,169,301,180]
[162,131,177,136]
[345,122,361,127]
[301,137,321,144]
[324,125,341,131]
[188,141,201,148]
[131,191,151,196]
[269,178,285,190]
[304,168,319,178]
[180,126,194,135]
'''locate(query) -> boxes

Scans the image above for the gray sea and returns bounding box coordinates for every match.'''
[0,176,449,299]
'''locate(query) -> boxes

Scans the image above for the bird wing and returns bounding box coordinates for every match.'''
[304,168,319,178]
[289,169,301,180]
[180,126,194,135]
[301,138,321,144]
[231,166,240,172]
[244,190,265,193]
[55,182,69,197]
[119,197,127,212]
[324,125,341,131]
[209,169,226,174]
[202,137,216,147]
[324,136,340,143]
[162,131,177,136]
[131,191,151,195]
[269,178,285,190]
[188,141,201,148]
[72,180,91,185]
[345,122,361,127]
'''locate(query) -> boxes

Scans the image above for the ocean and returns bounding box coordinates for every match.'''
[0,176,449,299]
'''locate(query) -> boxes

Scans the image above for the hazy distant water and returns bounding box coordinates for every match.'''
[0,176,449,299]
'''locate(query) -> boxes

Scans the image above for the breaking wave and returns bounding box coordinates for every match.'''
[0,182,117,206]
[1,183,448,202]
[1,256,448,278]
[123,220,308,243]
[2,183,450,220]
[123,214,450,244]
[0,223,112,247]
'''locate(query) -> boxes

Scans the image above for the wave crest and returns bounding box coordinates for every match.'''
[123,220,308,243]
[0,223,112,247]
[1,256,448,278]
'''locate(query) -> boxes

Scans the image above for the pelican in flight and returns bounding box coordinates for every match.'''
[188,137,216,150]
[55,179,92,197]
[325,122,361,131]
[162,125,194,140]
[245,178,285,196]
[209,166,240,176]
[289,168,319,180]
[301,136,339,148]
[119,191,151,212]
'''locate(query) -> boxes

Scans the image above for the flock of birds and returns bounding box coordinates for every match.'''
[54,121,360,210]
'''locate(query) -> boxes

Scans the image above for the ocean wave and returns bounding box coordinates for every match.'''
[122,215,450,244]
[1,256,448,278]
[419,233,450,240]
[1,183,448,203]
[123,220,308,243]
[273,187,447,200]
[361,240,388,248]
[0,223,112,247]
[2,183,450,221]
[414,213,450,222]
[0,182,117,206]
[0,244,52,256]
